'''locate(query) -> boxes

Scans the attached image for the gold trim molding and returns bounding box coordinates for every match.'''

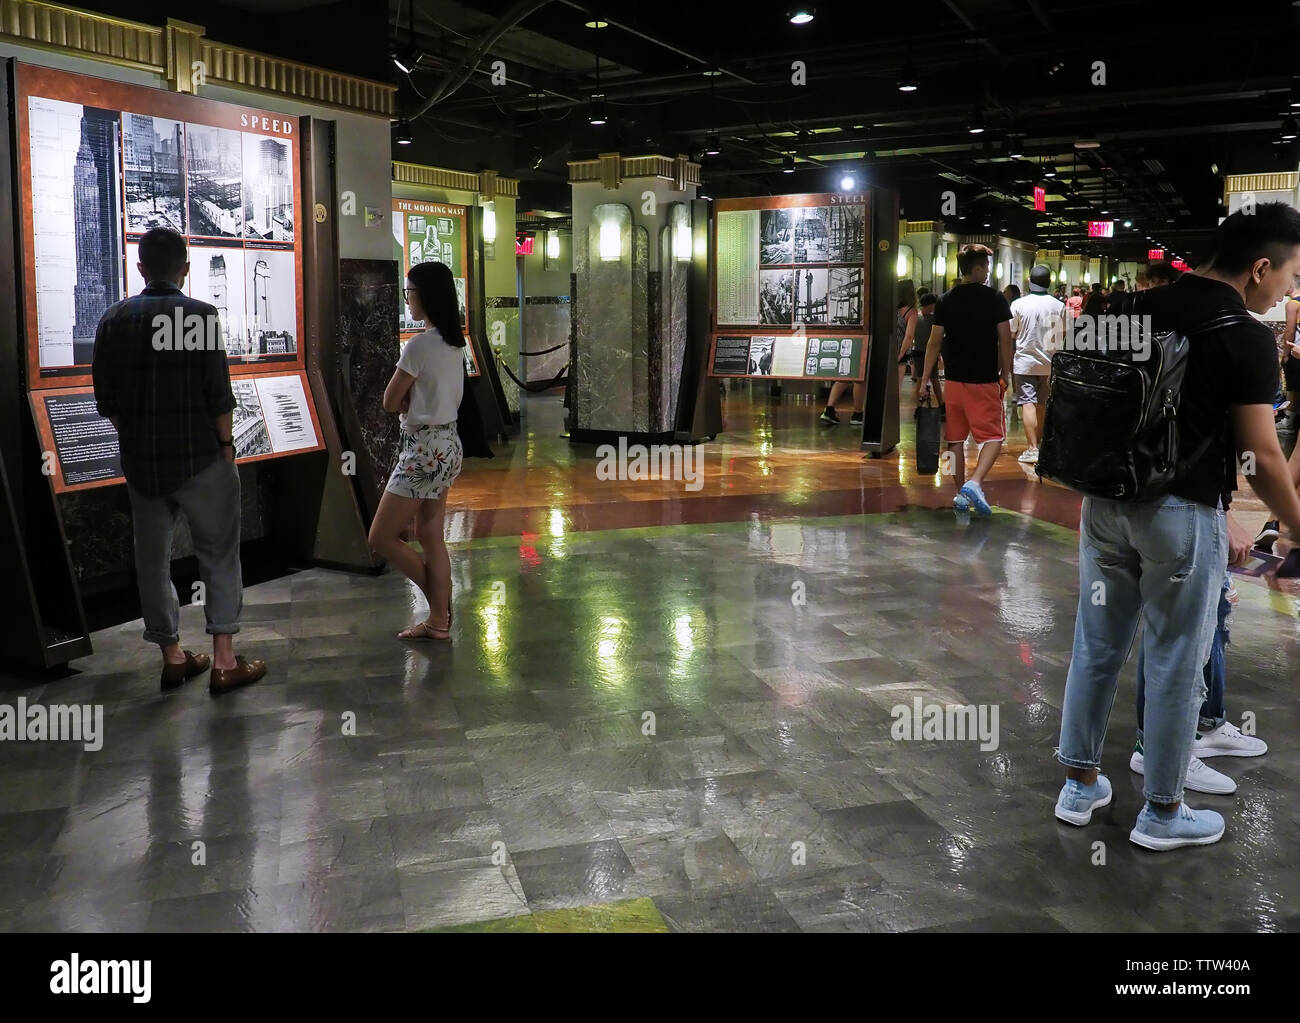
[1222,172,1299,201]
[902,220,938,234]
[0,1,395,116]
[393,161,519,198]
[568,152,702,188]
[0,1,165,72]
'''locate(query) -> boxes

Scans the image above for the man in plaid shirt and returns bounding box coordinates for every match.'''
[92,228,266,695]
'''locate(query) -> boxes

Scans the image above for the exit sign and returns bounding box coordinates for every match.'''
[1171,259,1188,271]
[1087,220,1114,238]
[1147,248,1164,260]
[1033,186,1046,212]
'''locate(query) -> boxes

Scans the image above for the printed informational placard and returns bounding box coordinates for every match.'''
[712,335,751,376]
[392,197,480,377]
[30,372,324,493]
[40,392,123,487]
[712,193,869,380]
[17,63,304,386]
[708,333,867,381]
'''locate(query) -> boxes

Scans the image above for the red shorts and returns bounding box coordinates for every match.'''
[944,380,1005,444]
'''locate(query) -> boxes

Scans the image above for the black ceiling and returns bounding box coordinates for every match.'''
[389,0,1300,261]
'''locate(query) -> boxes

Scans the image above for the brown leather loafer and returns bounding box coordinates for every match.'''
[161,650,211,691]
[209,656,267,695]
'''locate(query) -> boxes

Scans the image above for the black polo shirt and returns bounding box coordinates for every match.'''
[92,281,235,497]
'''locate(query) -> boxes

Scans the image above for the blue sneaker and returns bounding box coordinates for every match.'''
[959,480,992,516]
[1054,774,1112,826]
[1130,802,1225,851]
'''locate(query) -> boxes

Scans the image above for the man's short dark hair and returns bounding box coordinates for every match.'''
[1112,279,1126,291]
[138,228,188,281]
[957,244,992,276]
[1091,282,1103,293]
[918,291,937,307]
[1146,259,1182,285]
[1205,202,1300,276]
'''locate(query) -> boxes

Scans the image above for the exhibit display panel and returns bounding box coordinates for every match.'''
[392,197,480,377]
[712,192,869,381]
[13,63,324,492]
[29,370,324,493]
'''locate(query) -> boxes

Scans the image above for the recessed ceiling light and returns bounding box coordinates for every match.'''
[788,6,815,24]
[1281,116,1299,141]
[585,19,609,28]
[782,154,795,173]
[394,118,413,145]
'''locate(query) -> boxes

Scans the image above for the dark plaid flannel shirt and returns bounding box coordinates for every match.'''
[91,282,235,497]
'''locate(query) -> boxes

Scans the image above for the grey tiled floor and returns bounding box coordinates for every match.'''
[2,510,1299,932]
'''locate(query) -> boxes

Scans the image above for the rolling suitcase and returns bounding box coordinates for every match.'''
[915,386,941,476]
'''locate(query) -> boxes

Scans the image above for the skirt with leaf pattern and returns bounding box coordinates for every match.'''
[385,422,462,500]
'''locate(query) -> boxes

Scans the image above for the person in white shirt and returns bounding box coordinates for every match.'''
[368,260,467,641]
[1008,264,1065,464]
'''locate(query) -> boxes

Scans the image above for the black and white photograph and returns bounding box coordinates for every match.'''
[230,380,272,458]
[242,133,294,242]
[244,247,297,356]
[759,208,794,265]
[455,277,468,328]
[829,266,864,324]
[189,244,248,356]
[804,357,818,376]
[123,113,185,233]
[747,336,774,375]
[827,203,866,263]
[793,267,829,324]
[28,96,125,368]
[793,206,829,262]
[758,269,793,325]
[186,123,243,238]
[124,239,147,299]
[838,355,852,376]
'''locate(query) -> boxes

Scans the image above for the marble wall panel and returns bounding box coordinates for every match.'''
[338,258,401,507]
[522,298,571,384]
[579,204,636,432]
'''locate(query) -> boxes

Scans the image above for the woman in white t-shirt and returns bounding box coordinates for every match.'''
[368,260,466,641]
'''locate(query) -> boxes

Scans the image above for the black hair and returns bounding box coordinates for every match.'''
[918,291,937,307]
[1112,279,1126,291]
[1090,282,1103,293]
[406,260,466,348]
[1146,259,1182,285]
[897,278,917,309]
[1204,202,1300,276]
[138,227,187,281]
[1003,284,1021,301]
[957,244,992,276]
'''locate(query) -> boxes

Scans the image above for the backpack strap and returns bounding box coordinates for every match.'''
[1186,311,1257,335]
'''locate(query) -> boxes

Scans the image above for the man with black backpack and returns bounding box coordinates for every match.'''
[1044,203,1300,851]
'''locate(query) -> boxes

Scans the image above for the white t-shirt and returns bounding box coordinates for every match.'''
[1009,292,1065,375]
[396,327,465,428]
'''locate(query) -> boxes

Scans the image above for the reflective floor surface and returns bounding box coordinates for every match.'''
[2,386,1298,931]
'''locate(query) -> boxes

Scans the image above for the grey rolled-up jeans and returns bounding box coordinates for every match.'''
[126,456,243,646]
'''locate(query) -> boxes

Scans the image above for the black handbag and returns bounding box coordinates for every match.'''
[915,386,942,476]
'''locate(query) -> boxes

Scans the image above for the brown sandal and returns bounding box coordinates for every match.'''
[398,616,451,642]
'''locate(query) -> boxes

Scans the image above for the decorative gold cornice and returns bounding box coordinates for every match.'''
[392,161,519,197]
[0,0,165,72]
[1222,172,1299,203]
[0,1,396,116]
[902,220,938,234]
[568,152,702,188]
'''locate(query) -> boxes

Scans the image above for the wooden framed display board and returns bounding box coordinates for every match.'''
[13,62,323,492]
[392,197,481,377]
[710,192,869,381]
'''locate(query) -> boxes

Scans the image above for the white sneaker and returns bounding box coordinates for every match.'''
[1192,721,1268,759]
[1129,749,1236,795]
[1017,447,1039,464]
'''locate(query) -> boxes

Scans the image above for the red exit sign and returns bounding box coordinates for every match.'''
[515,232,535,255]
[1033,186,1046,212]
[1171,259,1188,271]
[1087,220,1114,238]
[1147,248,1165,260]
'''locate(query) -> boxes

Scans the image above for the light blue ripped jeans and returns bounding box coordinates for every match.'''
[1057,493,1226,804]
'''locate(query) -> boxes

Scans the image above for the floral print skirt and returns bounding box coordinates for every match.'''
[385,423,463,500]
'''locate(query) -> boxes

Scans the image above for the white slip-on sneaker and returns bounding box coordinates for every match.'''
[1192,721,1268,759]
[1017,447,1039,464]
[1129,748,1236,795]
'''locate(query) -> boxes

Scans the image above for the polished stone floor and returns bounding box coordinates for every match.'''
[2,387,1298,931]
